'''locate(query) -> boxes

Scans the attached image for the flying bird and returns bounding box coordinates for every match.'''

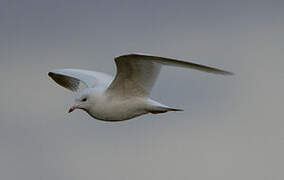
[48,53,233,121]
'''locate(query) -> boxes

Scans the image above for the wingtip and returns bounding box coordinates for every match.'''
[48,71,53,77]
[48,71,57,78]
[116,52,155,59]
[222,71,234,76]
[48,70,63,78]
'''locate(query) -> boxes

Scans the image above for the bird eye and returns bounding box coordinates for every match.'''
[81,98,87,102]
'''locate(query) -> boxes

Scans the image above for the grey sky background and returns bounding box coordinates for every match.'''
[0,0,283,179]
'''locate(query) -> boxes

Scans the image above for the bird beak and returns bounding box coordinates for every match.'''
[68,105,78,113]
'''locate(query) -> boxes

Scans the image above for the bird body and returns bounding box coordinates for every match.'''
[81,88,149,121]
[72,87,180,121]
[88,95,148,121]
[48,53,232,121]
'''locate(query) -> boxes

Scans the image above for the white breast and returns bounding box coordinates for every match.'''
[87,94,148,121]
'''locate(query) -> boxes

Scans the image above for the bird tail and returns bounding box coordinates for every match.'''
[165,107,184,112]
[149,107,183,114]
[147,99,183,114]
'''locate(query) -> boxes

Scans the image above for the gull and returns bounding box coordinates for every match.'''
[48,53,233,121]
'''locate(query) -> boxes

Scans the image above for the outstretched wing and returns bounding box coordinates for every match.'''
[48,69,113,92]
[107,53,233,97]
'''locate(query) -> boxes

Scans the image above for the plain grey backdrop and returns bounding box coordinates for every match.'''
[0,0,283,179]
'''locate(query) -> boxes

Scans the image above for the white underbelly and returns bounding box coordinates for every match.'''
[88,98,148,121]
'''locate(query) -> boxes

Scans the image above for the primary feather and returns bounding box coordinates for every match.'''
[48,69,113,92]
[107,54,233,97]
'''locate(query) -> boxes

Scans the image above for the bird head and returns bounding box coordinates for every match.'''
[68,89,92,113]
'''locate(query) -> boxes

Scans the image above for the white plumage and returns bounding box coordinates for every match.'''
[48,53,232,121]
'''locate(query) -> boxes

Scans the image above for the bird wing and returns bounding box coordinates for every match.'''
[48,69,113,92]
[106,53,233,97]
